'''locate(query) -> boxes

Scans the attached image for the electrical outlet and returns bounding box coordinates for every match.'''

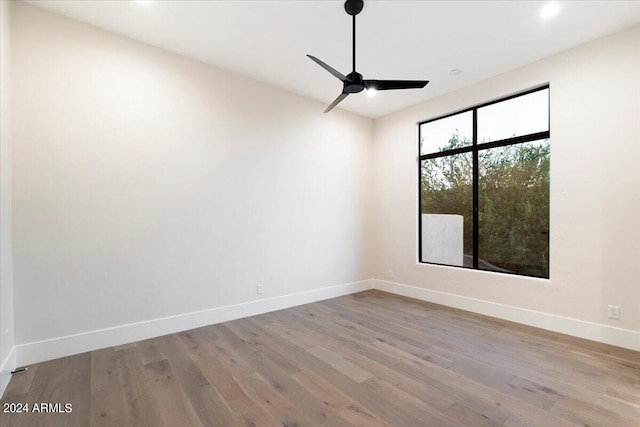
[387,269,394,278]
[257,284,264,295]
[608,305,619,319]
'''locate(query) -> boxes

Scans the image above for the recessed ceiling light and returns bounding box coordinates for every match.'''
[540,2,560,20]
[366,88,377,97]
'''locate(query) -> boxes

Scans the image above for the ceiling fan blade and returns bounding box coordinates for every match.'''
[364,80,429,91]
[324,92,349,113]
[307,55,349,82]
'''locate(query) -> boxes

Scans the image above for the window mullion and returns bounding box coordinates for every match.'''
[472,109,479,270]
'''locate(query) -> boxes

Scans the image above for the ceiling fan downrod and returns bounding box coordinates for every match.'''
[345,0,364,72]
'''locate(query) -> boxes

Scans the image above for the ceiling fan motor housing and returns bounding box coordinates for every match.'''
[344,71,365,93]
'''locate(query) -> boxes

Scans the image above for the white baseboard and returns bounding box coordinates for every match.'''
[374,279,640,352]
[16,279,374,367]
[12,277,636,378]
[0,346,16,398]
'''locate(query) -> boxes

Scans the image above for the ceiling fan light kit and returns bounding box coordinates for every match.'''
[308,0,429,113]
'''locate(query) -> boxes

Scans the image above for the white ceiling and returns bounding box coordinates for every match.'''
[26,0,640,118]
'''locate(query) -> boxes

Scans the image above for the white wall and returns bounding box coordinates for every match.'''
[11,3,373,353]
[0,0,16,395]
[421,214,463,267]
[373,25,640,345]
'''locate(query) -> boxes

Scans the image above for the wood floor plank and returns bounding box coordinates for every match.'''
[90,348,119,394]
[243,373,316,426]
[5,357,71,427]
[284,326,458,413]
[154,334,209,389]
[136,338,165,366]
[290,369,367,414]
[113,342,137,351]
[233,401,280,427]
[231,318,445,426]
[173,329,255,415]
[2,290,639,427]
[90,381,127,427]
[143,358,171,381]
[551,395,640,427]
[338,404,390,427]
[442,401,503,427]
[1,364,38,398]
[116,346,164,427]
[219,322,354,427]
[225,319,302,374]
[257,315,452,424]
[59,352,91,427]
[307,346,373,383]
[145,368,203,427]
[363,376,467,427]
[154,334,235,427]
[179,383,237,427]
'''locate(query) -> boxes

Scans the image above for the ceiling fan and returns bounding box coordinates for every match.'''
[308,0,429,113]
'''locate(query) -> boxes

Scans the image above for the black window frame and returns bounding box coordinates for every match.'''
[417,84,550,278]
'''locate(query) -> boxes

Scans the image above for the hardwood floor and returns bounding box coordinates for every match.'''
[1,290,639,426]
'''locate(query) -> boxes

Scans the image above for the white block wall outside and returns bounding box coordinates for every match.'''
[421,214,464,266]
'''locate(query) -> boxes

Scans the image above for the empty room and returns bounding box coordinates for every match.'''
[0,0,639,426]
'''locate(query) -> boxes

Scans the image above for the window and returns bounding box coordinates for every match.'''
[418,86,550,278]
